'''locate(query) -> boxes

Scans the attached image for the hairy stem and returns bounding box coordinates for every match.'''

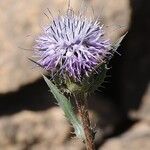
[74,94,95,150]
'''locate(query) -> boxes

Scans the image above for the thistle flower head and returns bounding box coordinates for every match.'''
[34,9,111,81]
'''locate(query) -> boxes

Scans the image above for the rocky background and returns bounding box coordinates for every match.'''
[0,0,149,150]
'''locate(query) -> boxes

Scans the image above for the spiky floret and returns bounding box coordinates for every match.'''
[34,9,111,81]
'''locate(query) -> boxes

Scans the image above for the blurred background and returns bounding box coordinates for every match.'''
[0,0,149,149]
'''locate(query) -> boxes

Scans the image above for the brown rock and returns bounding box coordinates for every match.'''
[0,107,73,150]
[0,96,122,149]
[0,0,130,93]
[100,122,150,150]
[91,0,131,42]
[130,84,150,121]
[31,138,84,150]
[0,0,43,93]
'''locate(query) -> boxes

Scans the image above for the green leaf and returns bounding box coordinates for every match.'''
[43,75,85,139]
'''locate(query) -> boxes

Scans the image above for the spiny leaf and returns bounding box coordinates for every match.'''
[43,75,85,139]
[112,32,127,52]
[89,64,107,92]
[82,64,107,93]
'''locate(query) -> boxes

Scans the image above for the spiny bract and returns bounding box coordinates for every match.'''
[34,9,111,81]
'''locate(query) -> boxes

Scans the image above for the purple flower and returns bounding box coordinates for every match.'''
[34,9,111,81]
